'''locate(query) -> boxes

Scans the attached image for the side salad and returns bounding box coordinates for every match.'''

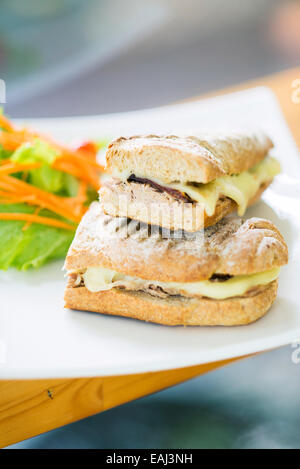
[0,111,105,270]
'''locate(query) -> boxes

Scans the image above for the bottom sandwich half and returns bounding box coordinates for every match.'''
[64,202,288,326]
[64,280,278,326]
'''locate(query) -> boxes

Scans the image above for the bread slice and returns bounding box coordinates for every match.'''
[64,202,288,283]
[106,133,273,184]
[64,280,278,326]
[64,203,288,326]
[100,179,271,232]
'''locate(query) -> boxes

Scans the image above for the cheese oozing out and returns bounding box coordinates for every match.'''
[82,266,280,300]
[112,156,280,216]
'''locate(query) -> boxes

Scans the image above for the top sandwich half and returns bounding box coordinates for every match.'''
[100,132,280,232]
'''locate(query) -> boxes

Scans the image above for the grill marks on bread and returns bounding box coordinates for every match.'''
[64,203,288,282]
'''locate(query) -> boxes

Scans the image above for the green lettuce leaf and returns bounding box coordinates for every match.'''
[0,133,102,270]
[0,144,12,161]
[0,203,74,270]
[10,139,79,196]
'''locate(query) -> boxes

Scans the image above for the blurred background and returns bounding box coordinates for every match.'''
[1,0,300,116]
[2,0,300,449]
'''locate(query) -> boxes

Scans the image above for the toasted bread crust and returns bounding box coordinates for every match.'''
[100,179,270,232]
[64,203,288,282]
[64,280,278,326]
[106,133,273,184]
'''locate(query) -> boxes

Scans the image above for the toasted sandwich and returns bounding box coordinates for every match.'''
[100,133,279,232]
[64,202,288,326]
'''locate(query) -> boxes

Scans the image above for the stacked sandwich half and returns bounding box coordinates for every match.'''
[64,132,288,326]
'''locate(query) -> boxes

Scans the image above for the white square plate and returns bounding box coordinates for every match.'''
[1,86,300,379]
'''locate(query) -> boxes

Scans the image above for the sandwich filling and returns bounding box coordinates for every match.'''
[112,156,280,216]
[75,266,280,300]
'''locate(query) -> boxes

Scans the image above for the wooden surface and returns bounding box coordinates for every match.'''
[0,357,241,448]
[0,67,299,448]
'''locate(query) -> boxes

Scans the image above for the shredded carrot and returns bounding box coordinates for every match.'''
[0,213,76,230]
[0,175,84,223]
[0,114,15,132]
[0,118,102,167]
[52,157,100,190]
[0,113,90,160]
[0,192,36,204]
[0,112,106,229]
[0,128,40,150]
[0,124,103,174]
[72,181,87,217]
[56,148,104,169]
[0,130,103,189]
[76,180,87,200]
[0,162,41,175]
[22,206,41,231]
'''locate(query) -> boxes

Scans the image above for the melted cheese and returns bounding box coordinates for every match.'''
[114,156,280,216]
[83,266,280,300]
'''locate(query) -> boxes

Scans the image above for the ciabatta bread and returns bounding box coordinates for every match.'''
[64,280,278,326]
[106,133,273,184]
[64,202,288,283]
